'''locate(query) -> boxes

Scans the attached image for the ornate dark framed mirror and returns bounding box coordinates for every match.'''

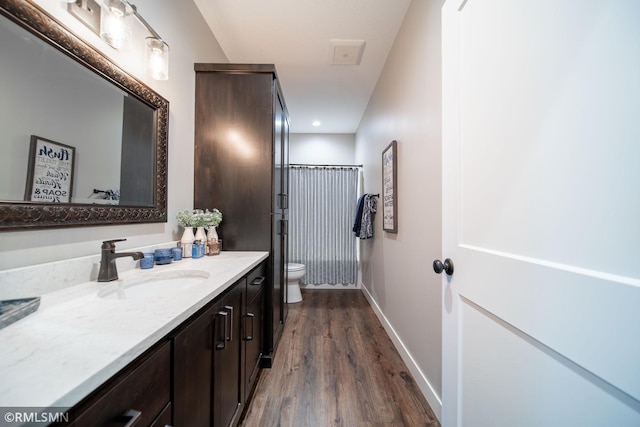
[0,0,168,231]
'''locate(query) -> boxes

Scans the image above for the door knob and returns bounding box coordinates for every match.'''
[433,258,454,276]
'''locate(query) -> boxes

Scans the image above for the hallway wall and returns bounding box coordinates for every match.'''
[355,0,444,418]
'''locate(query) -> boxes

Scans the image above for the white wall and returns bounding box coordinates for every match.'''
[0,0,227,271]
[290,133,355,165]
[355,0,444,419]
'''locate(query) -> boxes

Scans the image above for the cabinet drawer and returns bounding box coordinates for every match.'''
[69,341,171,427]
[246,262,266,304]
[149,402,172,427]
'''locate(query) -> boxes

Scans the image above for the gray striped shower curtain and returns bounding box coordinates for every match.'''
[289,165,358,285]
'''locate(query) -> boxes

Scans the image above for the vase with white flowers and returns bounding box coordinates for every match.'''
[177,209,223,257]
[206,209,223,242]
[177,209,196,258]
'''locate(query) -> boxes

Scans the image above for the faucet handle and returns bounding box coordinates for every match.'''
[102,238,127,249]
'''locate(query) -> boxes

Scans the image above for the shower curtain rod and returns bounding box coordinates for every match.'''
[290,163,363,168]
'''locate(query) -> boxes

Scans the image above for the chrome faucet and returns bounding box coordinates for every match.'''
[98,239,144,282]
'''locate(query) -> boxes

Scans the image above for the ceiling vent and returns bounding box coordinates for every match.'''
[329,39,366,65]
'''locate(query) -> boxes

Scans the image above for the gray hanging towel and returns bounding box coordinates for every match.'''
[352,193,367,235]
[358,194,377,239]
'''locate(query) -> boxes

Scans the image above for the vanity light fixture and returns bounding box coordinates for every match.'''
[128,2,170,81]
[102,0,170,80]
[67,0,170,80]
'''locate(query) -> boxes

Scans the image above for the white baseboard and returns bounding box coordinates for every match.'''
[359,284,442,422]
[301,283,358,290]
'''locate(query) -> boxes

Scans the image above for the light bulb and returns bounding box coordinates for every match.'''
[100,0,132,49]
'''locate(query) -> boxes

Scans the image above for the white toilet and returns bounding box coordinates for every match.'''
[286,263,305,303]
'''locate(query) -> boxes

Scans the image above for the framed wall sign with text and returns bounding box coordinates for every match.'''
[24,135,75,203]
[382,140,397,233]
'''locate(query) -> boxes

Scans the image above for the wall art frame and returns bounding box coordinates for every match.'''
[24,135,75,204]
[382,140,397,233]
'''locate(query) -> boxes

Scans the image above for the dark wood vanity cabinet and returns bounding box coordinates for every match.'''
[172,262,267,427]
[55,262,267,427]
[194,64,290,367]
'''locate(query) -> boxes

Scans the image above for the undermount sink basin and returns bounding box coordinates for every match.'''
[98,270,210,300]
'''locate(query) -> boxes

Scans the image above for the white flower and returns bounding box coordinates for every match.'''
[177,208,222,228]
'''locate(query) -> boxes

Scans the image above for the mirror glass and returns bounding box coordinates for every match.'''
[0,0,168,230]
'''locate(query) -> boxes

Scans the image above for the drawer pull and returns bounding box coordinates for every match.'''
[251,276,265,286]
[224,305,233,342]
[113,409,142,427]
[245,312,255,341]
[215,311,228,350]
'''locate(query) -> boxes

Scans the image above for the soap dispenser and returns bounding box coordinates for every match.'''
[192,240,205,258]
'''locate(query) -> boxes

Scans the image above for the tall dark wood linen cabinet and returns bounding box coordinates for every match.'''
[194,64,289,367]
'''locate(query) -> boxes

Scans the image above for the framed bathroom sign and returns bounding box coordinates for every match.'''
[24,135,75,203]
[382,140,397,233]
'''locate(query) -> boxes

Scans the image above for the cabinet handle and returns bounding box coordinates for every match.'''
[224,305,233,342]
[113,409,142,427]
[215,311,228,350]
[245,312,255,341]
[251,276,265,286]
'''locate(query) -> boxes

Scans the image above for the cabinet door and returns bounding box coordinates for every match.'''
[194,70,273,252]
[173,303,218,426]
[245,289,264,399]
[214,280,245,427]
[270,213,283,346]
[271,92,286,347]
[277,91,289,326]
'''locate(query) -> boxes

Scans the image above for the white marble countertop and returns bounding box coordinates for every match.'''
[0,251,268,409]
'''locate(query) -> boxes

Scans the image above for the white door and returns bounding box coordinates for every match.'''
[441,1,640,426]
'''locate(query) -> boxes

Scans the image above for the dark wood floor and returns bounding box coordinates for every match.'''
[240,289,440,427]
